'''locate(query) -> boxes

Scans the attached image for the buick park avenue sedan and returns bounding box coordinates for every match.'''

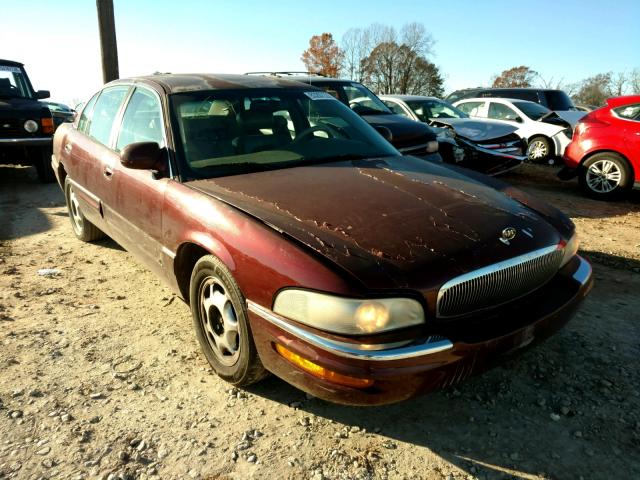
[52,74,592,405]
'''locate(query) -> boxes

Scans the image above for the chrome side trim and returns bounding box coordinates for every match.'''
[572,256,592,284]
[67,177,101,206]
[161,246,176,259]
[246,300,453,361]
[0,137,51,144]
[398,142,429,153]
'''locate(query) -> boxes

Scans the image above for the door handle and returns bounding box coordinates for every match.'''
[64,143,72,153]
[103,166,113,178]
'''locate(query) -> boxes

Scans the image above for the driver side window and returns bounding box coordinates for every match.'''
[116,88,164,152]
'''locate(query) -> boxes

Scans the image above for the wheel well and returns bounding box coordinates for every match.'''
[57,162,67,186]
[174,243,210,305]
[579,150,635,180]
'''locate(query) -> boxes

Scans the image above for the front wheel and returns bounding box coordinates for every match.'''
[579,153,632,200]
[526,136,552,163]
[190,255,267,386]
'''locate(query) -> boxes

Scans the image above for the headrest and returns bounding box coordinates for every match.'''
[237,110,274,131]
[0,78,11,87]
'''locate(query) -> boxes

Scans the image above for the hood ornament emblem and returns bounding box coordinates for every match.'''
[499,227,517,245]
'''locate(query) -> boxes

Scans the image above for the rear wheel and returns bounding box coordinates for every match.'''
[189,255,267,386]
[579,152,632,200]
[526,136,552,163]
[64,179,105,241]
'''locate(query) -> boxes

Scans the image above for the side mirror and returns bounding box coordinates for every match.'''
[514,116,523,123]
[373,125,393,142]
[36,90,50,100]
[120,142,163,170]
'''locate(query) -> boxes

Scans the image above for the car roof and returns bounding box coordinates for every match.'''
[606,95,640,108]
[105,73,320,94]
[0,59,24,67]
[381,94,441,102]
[453,87,561,93]
[455,97,539,106]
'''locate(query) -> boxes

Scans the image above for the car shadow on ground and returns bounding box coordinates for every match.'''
[247,252,639,479]
[0,164,65,240]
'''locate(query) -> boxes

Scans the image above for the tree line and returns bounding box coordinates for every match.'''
[301,23,444,97]
[301,29,639,106]
[492,66,640,107]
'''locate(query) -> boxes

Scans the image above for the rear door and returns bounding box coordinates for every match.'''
[457,100,487,118]
[108,86,170,276]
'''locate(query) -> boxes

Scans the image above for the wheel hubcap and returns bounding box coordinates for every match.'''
[527,140,548,160]
[69,186,84,232]
[586,159,622,193]
[198,277,240,366]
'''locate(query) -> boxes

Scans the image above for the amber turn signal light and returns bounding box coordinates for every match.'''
[41,118,54,134]
[275,343,373,389]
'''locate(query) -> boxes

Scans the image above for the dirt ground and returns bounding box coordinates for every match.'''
[0,163,639,480]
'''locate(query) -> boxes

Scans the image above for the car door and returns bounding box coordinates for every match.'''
[108,86,170,277]
[66,86,130,232]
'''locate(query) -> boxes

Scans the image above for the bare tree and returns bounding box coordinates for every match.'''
[631,69,640,94]
[609,71,628,96]
[572,73,612,106]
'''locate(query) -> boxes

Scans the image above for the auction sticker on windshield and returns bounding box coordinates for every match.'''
[304,91,336,101]
[0,66,22,73]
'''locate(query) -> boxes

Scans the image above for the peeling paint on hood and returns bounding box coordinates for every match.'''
[187,156,560,290]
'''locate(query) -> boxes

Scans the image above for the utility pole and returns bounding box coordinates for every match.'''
[96,0,119,83]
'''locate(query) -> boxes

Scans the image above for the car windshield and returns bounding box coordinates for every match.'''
[341,83,392,115]
[406,99,468,122]
[0,65,34,99]
[170,89,400,179]
[513,101,551,120]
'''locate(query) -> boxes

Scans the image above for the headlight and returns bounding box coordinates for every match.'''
[273,289,425,335]
[561,232,579,267]
[24,120,39,133]
[436,129,456,140]
[426,140,439,153]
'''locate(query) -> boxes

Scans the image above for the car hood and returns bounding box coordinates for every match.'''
[539,111,586,128]
[430,118,517,142]
[187,156,561,292]
[360,113,436,150]
[0,97,51,117]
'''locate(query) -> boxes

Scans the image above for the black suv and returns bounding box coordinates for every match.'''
[446,88,576,112]
[0,59,56,182]
[246,72,440,160]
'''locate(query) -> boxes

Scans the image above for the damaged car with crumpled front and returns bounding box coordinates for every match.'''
[381,94,527,175]
[53,73,592,405]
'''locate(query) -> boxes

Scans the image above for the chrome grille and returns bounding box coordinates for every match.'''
[437,245,564,318]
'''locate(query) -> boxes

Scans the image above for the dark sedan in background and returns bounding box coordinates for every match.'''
[52,73,592,405]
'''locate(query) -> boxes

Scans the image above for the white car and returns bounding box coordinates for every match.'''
[452,97,575,162]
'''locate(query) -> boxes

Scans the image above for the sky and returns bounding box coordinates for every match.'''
[2,0,639,105]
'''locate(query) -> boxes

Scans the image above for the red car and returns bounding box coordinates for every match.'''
[52,74,592,405]
[560,95,640,199]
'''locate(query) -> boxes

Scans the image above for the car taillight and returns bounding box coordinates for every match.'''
[41,117,54,134]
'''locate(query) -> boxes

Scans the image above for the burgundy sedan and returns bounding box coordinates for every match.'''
[560,95,640,199]
[52,74,592,405]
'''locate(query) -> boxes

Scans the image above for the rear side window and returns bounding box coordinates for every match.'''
[613,104,640,121]
[88,86,130,146]
[116,88,164,151]
[457,101,484,116]
[488,102,519,121]
[78,93,99,134]
[543,90,575,111]
[504,90,539,102]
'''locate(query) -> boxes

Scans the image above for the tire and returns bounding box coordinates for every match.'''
[189,254,267,386]
[64,179,105,241]
[579,152,632,200]
[526,136,552,163]
[34,146,56,183]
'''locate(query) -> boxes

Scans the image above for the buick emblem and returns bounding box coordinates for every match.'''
[500,227,517,245]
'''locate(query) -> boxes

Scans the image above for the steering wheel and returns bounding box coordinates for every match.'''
[292,125,335,144]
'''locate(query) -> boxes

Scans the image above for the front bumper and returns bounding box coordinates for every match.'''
[0,137,52,146]
[247,255,593,405]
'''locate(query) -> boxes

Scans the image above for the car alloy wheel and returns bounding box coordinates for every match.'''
[527,139,548,161]
[197,276,241,366]
[68,185,84,235]
[585,159,622,193]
